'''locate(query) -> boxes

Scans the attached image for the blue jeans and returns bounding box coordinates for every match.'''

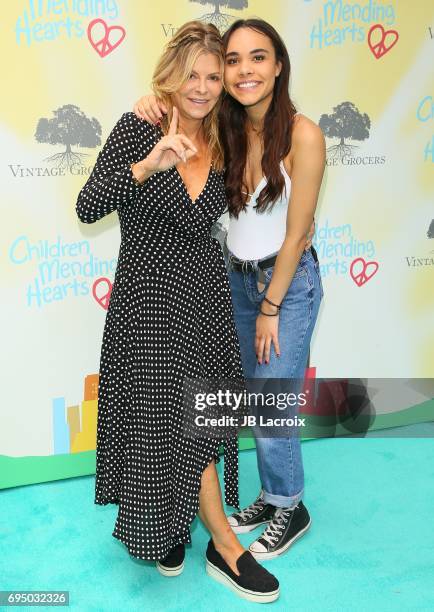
[226,247,323,508]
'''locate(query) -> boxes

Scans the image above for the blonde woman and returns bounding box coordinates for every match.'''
[76,21,279,604]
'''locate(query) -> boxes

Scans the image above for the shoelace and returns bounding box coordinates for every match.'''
[260,507,294,546]
[235,497,265,521]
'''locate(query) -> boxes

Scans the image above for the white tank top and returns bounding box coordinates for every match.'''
[226,160,291,260]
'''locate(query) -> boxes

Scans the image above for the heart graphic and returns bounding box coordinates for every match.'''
[87,18,126,58]
[350,258,379,287]
[92,277,113,310]
[368,24,399,59]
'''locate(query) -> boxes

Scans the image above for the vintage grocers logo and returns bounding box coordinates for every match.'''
[8,104,101,179]
[319,101,386,167]
[404,221,434,269]
[162,0,248,38]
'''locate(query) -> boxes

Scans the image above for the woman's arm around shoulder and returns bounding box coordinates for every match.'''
[75,112,156,224]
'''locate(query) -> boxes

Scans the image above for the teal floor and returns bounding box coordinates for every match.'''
[1,435,434,611]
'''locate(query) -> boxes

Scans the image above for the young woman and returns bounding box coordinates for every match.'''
[76,21,279,604]
[134,18,325,561]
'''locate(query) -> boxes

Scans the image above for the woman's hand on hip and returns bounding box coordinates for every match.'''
[133,94,167,124]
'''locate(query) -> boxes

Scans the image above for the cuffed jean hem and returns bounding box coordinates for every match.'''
[262,488,304,510]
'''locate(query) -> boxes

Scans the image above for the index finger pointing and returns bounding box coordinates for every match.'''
[168,107,178,136]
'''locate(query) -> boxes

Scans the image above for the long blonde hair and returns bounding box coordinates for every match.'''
[152,21,224,171]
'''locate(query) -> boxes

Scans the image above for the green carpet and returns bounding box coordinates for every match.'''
[1,434,434,611]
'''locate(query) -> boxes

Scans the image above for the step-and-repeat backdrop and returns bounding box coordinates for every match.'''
[1,1,433,488]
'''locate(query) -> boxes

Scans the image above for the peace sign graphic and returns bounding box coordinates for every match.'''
[350,258,379,287]
[92,277,113,310]
[368,24,399,59]
[87,18,126,58]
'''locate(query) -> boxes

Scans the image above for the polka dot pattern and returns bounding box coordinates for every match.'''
[76,113,243,561]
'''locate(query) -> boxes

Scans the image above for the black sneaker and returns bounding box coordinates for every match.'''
[205,539,279,603]
[156,543,185,577]
[249,501,311,560]
[227,491,275,534]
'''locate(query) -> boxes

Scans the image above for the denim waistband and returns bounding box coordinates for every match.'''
[224,241,318,268]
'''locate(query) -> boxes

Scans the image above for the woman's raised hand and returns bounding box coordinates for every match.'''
[133,94,167,124]
[141,107,197,175]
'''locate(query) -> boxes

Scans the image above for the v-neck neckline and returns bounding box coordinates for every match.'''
[244,161,291,204]
[251,176,266,197]
[174,163,213,206]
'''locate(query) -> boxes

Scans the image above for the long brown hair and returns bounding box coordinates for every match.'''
[152,21,225,171]
[220,19,297,216]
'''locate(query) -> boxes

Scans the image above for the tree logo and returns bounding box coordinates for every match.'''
[35,104,102,170]
[404,221,434,268]
[211,219,228,248]
[319,101,371,160]
[190,0,248,32]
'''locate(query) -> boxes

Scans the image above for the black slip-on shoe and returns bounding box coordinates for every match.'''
[249,500,311,560]
[156,544,185,577]
[227,490,276,534]
[205,539,279,603]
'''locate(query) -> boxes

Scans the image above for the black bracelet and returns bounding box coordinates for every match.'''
[259,308,279,317]
[263,296,282,310]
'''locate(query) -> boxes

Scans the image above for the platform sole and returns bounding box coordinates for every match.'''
[156,560,184,577]
[206,560,279,603]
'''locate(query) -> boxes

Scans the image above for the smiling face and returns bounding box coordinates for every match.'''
[224,27,282,114]
[171,52,223,123]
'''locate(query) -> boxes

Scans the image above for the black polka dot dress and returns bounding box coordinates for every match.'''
[76,113,243,561]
